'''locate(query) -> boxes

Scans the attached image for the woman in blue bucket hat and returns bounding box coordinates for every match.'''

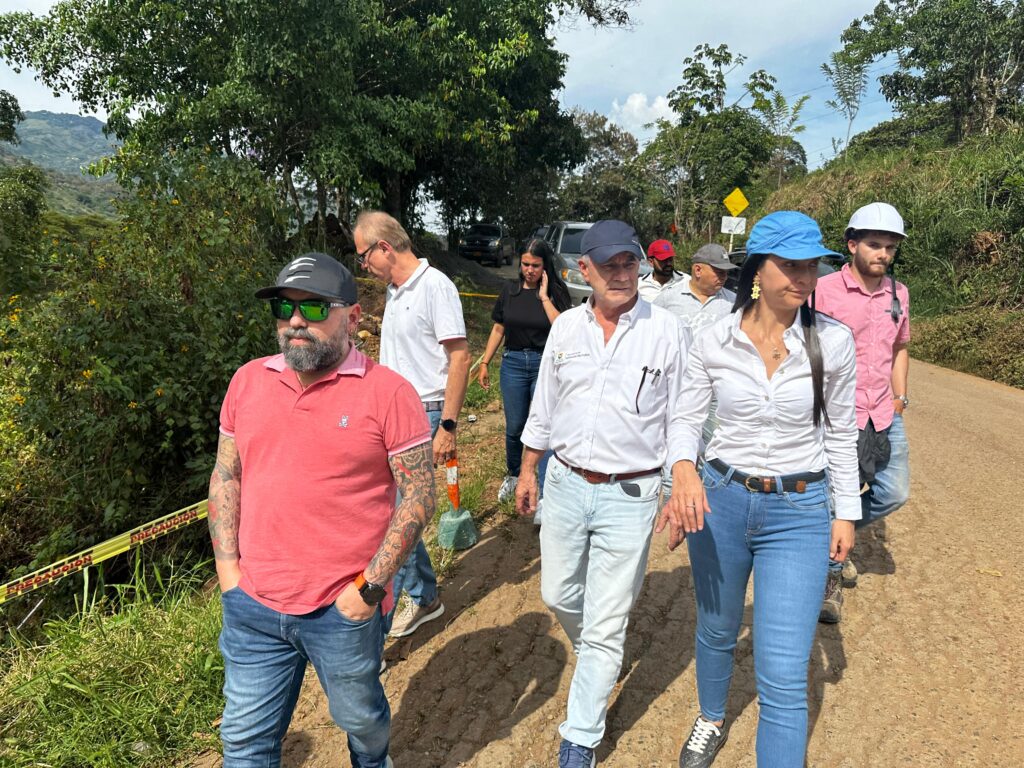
[661,211,860,767]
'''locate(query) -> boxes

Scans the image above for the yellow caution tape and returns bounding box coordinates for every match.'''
[0,500,208,606]
[354,276,497,299]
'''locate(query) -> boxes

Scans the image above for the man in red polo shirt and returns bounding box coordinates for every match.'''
[207,252,434,768]
[815,203,912,624]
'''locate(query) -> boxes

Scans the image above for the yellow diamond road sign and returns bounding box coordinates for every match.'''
[723,188,749,217]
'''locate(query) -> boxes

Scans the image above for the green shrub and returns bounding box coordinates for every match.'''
[913,308,1024,389]
[0,150,286,577]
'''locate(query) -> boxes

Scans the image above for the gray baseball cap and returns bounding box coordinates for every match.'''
[692,243,738,270]
[255,252,358,304]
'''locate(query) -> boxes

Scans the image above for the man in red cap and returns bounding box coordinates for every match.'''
[638,238,683,302]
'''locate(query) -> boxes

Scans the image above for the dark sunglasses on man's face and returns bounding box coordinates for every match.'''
[269,297,348,322]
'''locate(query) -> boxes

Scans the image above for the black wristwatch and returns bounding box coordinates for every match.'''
[354,572,387,606]
[440,418,457,433]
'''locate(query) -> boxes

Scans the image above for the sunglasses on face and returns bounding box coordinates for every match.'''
[269,297,349,322]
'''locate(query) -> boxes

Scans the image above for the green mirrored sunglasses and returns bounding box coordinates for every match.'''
[269,297,348,322]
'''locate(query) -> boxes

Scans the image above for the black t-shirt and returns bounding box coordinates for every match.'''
[491,281,554,351]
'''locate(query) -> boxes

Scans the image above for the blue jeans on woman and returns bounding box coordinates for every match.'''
[686,460,831,768]
[500,348,550,483]
[219,588,390,767]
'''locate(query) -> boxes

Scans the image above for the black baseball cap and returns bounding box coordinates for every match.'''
[581,220,644,264]
[255,252,358,304]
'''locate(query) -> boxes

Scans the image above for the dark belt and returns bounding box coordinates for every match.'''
[708,458,825,494]
[555,454,660,485]
[423,400,444,412]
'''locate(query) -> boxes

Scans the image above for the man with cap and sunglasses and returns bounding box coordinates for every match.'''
[638,238,684,301]
[654,243,739,333]
[515,219,691,767]
[208,252,435,768]
[814,202,912,624]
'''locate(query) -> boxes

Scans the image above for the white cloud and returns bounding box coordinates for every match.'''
[608,93,674,143]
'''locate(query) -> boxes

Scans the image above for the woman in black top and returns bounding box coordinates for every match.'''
[477,239,571,505]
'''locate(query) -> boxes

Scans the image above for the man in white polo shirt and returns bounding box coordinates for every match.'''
[355,210,471,638]
[654,243,738,332]
[515,219,691,768]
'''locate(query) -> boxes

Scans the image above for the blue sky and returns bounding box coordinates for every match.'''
[2,0,893,168]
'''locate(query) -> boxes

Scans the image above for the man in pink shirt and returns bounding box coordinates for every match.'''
[208,252,434,767]
[814,203,911,624]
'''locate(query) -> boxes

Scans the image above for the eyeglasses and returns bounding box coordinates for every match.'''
[269,297,348,322]
[356,242,379,268]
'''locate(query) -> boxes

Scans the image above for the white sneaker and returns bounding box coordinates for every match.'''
[388,597,445,638]
[498,475,518,503]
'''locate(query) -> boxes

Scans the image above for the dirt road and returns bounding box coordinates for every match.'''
[195,360,1024,767]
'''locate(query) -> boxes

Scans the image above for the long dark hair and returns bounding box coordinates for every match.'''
[732,254,831,428]
[512,238,571,311]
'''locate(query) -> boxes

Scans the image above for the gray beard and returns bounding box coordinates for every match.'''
[278,329,344,372]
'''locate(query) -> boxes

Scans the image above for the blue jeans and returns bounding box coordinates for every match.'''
[539,459,661,748]
[687,460,831,768]
[829,413,910,572]
[384,407,441,630]
[219,588,390,767]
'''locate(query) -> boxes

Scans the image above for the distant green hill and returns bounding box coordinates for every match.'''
[7,110,117,175]
[2,110,121,217]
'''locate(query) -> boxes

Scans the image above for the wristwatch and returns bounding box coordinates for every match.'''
[354,572,387,606]
[440,418,458,433]
[894,394,910,408]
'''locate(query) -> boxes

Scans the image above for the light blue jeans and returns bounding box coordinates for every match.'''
[829,413,910,573]
[539,459,661,749]
[687,460,831,768]
[858,413,910,527]
[219,588,390,767]
[384,407,441,632]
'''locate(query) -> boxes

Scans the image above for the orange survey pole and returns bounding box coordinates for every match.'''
[436,458,478,550]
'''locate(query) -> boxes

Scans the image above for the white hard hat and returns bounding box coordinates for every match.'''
[845,202,906,238]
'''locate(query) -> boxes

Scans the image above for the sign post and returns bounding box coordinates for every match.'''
[722,188,750,253]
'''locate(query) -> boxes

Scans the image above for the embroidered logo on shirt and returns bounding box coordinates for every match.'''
[554,350,588,365]
[339,415,349,428]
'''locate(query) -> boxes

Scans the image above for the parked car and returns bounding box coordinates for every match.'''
[546,220,650,304]
[723,247,842,293]
[457,223,516,266]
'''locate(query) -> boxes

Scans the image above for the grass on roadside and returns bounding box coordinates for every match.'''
[0,563,223,768]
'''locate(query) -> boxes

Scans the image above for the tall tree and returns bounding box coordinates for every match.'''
[0,0,629,234]
[821,50,870,153]
[558,110,639,223]
[0,88,22,144]
[753,91,809,189]
[841,0,1024,138]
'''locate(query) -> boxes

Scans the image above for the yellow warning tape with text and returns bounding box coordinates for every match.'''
[354,276,497,299]
[0,500,208,607]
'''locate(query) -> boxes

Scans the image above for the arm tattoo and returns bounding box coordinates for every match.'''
[366,442,436,585]
[207,434,242,561]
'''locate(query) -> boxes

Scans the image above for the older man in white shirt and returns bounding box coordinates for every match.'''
[515,219,691,768]
[654,243,738,332]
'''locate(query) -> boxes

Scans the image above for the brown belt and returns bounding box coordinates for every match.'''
[555,454,661,485]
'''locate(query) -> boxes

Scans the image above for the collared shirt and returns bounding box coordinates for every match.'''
[637,270,684,302]
[667,312,861,520]
[521,298,691,474]
[654,273,737,333]
[814,264,910,431]
[220,347,432,614]
[380,258,467,402]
